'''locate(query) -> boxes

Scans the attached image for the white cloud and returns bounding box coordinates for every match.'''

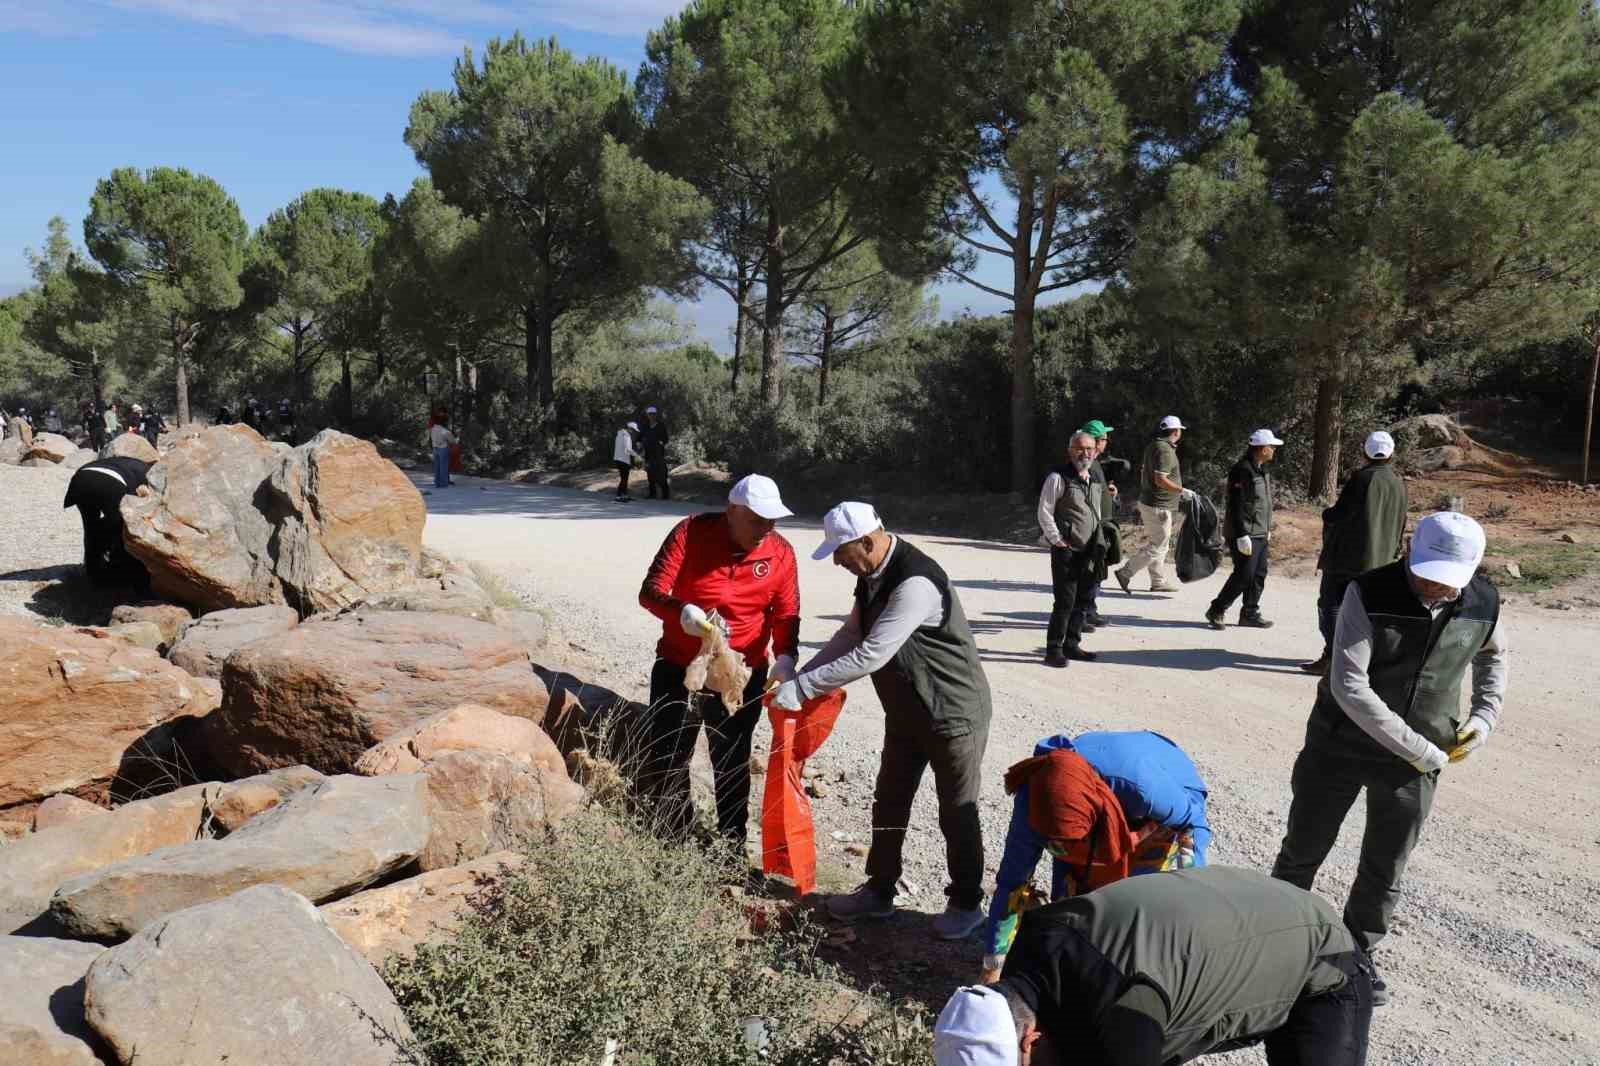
[102,0,470,56]
[526,0,685,36]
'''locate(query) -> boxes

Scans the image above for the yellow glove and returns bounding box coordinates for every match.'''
[1447,716,1491,764]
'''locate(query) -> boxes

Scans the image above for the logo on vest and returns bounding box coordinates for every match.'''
[752,560,771,579]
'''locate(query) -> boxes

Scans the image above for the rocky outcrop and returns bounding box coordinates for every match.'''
[346,568,499,622]
[61,448,97,470]
[83,884,414,1066]
[0,618,220,813]
[0,769,322,935]
[321,851,522,965]
[23,432,78,463]
[101,433,159,463]
[33,794,108,832]
[0,936,108,1066]
[165,604,299,679]
[0,436,22,465]
[108,603,193,651]
[206,611,548,776]
[50,774,430,938]
[420,749,583,871]
[119,426,425,615]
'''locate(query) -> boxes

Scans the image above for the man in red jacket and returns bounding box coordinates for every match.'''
[638,474,802,847]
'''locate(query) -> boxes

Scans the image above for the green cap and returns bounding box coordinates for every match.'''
[1079,419,1114,439]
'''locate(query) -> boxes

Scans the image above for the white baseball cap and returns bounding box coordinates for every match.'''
[626,421,639,431]
[646,406,658,414]
[933,986,1019,1066]
[1409,511,1486,589]
[1158,415,1186,431]
[728,474,793,520]
[1365,431,1396,459]
[1249,428,1284,447]
[812,501,884,561]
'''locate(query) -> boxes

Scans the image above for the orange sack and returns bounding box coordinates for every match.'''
[761,690,846,895]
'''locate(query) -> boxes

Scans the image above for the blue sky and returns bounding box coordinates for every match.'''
[0,0,1070,349]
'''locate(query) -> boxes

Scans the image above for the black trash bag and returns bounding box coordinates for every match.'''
[1176,491,1224,583]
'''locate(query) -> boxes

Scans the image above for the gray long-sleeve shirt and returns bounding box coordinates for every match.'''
[1329,583,1509,772]
[796,537,943,698]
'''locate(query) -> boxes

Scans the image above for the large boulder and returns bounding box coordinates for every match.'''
[0,618,220,814]
[320,851,522,965]
[119,426,425,615]
[24,432,78,463]
[33,794,108,832]
[166,604,299,679]
[346,568,499,622]
[109,603,194,651]
[356,703,568,777]
[101,432,159,463]
[0,436,22,465]
[61,448,97,470]
[50,774,430,939]
[0,769,322,935]
[420,750,584,871]
[206,611,548,776]
[83,884,414,1066]
[0,936,108,1066]
[1392,413,1472,451]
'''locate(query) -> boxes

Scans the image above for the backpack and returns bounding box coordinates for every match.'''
[1176,492,1224,583]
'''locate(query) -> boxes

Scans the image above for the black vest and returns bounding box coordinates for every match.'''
[1314,560,1499,756]
[854,538,992,737]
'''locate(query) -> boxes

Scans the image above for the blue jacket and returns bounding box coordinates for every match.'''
[984,731,1212,956]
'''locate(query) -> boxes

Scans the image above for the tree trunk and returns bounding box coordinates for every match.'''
[341,351,354,427]
[171,314,190,427]
[523,301,539,411]
[90,351,104,410]
[730,281,748,393]
[1583,329,1600,485]
[760,211,784,408]
[538,301,555,405]
[818,312,835,406]
[292,323,308,446]
[1309,371,1344,502]
[1009,175,1038,499]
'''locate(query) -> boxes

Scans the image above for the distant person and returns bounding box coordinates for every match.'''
[83,401,103,451]
[44,407,64,434]
[936,868,1375,1066]
[1035,431,1103,668]
[636,474,800,847]
[241,400,258,430]
[63,455,153,589]
[981,730,1210,983]
[136,404,167,448]
[12,408,33,448]
[429,416,456,489]
[1300,431,1408,675]
[772,502,993,940]
[613,420,643,502]
[1272,512,1507,1006]
[1114,416,1194,595]
[1076,419,1124,632]
[1206,428,1284,630]
[641,405,671,500]
[278,397,295,443]
[215,402,233,425]
[103,401,120,439]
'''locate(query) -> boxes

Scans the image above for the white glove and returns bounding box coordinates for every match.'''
[770,679,804,712]
[1448,715,1493,764]
[1409,744,1448,774]
[771,654,797,685]
[1181,488,1197,502]
[679,603,711,636]
[1236,536,1253,556]
[979,954,1005,984]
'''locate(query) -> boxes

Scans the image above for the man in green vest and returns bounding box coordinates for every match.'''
[1272,511,1508,1007]
[933,867,1375,1066]
[1115,415,1193,595]
[771,502,993,940]
[1299,431,1409,675]
[1036,431,1104,667]
[1205,428,1283,630]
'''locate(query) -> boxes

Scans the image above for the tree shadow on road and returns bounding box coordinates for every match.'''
[1090,647,1306,673]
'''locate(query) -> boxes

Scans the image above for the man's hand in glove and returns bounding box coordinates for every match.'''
[770,679,804,712]
[1181,488,1197,503]
[679,603,712,636]
[1448,716,1492,764]
[1409,744,1448,774]
[1236,536,1253,556]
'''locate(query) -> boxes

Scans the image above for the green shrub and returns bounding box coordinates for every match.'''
[385,809,933,1066]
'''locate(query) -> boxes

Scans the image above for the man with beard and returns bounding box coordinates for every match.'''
[1036,431,1104,667]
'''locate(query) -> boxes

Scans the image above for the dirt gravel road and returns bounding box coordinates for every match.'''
[417,474,1600,1065]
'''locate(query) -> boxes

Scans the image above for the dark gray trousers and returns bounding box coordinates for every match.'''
[865,702,989,910]
[1271,722,1438,951]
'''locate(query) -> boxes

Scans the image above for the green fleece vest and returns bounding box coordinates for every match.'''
[1314,561,1499,754]
[1320,463,1408,577]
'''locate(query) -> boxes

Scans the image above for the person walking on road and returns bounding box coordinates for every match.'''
[1206,428,1284,630]
[937,867,1375,1066]
[1077,420,1123,632]
[980,730,1210,983]
[641,405,671,500]
[612,420,643,502]
[770,502,993,940]
[1300,431,1408,675]
[637,474,801,847]
[429,416,456,489]
[1271,511,1507,1006]
[1036,431,1104,667]
[1115,416,1192,595]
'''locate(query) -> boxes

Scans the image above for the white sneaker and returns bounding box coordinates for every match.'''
[826,884,896,921]
[930,904,985,940]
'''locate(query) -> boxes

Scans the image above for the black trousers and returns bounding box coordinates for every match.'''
[614,461,631,498]
[1271,721,1439,952]
[1046,546,1096,652]
[1317,573,1355,654]
[75,503,148,590]
[643,658,768,845]
[1262,951,1374,1065]
[1211,534,1270,618]
[646,457,671,499]
[864,689,988,909]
